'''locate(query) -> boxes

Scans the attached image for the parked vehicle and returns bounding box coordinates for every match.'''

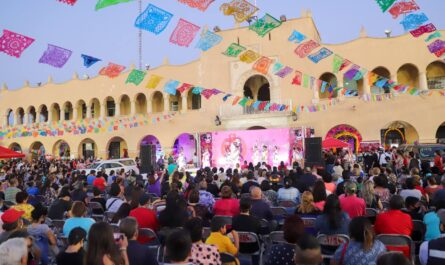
[399,144,445,162]
[83,158,139,175]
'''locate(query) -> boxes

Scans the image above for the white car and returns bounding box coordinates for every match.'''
[83,158,139,176]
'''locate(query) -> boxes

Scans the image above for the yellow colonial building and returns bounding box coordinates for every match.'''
[1,11,445,161]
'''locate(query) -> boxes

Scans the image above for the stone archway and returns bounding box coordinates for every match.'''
[319,72,338,99]
[53,140,71,159]
[29,141,45,160]
[381,121,419,148]
[106,136,128,159]
[326,124,363,153]
[8,143,22,153]
[78,138,97,160]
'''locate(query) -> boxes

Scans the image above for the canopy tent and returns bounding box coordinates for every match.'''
[322,138,349,149]
[0,146,25,159]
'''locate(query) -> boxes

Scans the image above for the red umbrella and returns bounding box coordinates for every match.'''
[0,146,26,159]
[322,138,349,149]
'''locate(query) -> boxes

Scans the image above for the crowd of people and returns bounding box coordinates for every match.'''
[0,146,444,265]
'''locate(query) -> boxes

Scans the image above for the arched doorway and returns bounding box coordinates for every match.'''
[6,109,14,126]
[76,100,87,120]
[326,124,363,153]
[343,74,363,96]
[426,61,445,90]
[371,67,391,94]
[27,106,36,124]
[397,63,419,88]
[39,105,48,123]
[187,89,201,110]
[53,140,71,159]
[16,108,25,125]
[152,92,164,113]
[140,135,163,171]
[173,133,197,169]
[89,98,101,118]
[50,103,61,122]
[78,138,97,160]
[29,141,45,160]
[243,75,270,101]
[381,121,419,148]
[63,102,73,120]
[105,97,116,117]
[319,72,338,99]
[436,122,445,144]
[8,143,22,153]
[169,91,182,111]
[120,95,131,116]
[135,93,147,114]
[107,137,128,159]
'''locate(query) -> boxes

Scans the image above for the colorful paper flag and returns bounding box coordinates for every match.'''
[177,0,215,11]
[0,29,35,58]
[99,63,126,78]
[239,50,260,63]
[400,12,429,31]
[249,13,282,37]
[163,80,180,95]
[81,54,101,68]
[253,56,273,74]
[275,66,293,78]
[195,29,223,51]
[222,43,246,57]
[425,32,442,42]
[375,0,397,12]
[220,0,259,23]
[410,23,436,38]
[388,0,419,18]
[332,54,343,74]
[125,69,146,85]
[344,65,360,80]
[95,0,133,11]
[294,40,320,58]
[288,30,306,44]
[222,94,232,101]
[169,18,201,47]
[135,4,173,35]
[307,48,333,63]
[58,0,77,5]
[177,83,193,93]
[38,44,72,68]
[145,75,163,89]
[427,39,445,54]
[292,71,302,86]
[303,74,309,88]
[271,62,284,73]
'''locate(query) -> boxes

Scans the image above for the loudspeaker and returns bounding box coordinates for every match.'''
[140,145,157,173]
[304,137,323,167]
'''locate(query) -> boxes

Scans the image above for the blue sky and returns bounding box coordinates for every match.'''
[0,0,444,89]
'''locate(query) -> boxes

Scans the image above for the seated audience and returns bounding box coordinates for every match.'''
[423,207,442,241]
[47,187,72,220]
[11,191,34,222]
[158,191,188,229]
[119,217,158,265]
[373,175,391,203]
[205,217,239,259]
[250,187,273,221]
[213,186,239,217]
[184,218,221,265]
[400,178,422,201]
[293,234,323,265]
[315,194,350,235]
[187,190,212,226]
[0,208,25,244]
[404,196,424,221]
[420,209,445,265]
[110,202,132,224]
[106,183,125,213]
[260,180,278,206]
[295,191,321,217]
[129,193,158,243]
[277,178,300,204]
[361,180,383,210]
[63,201,95,237]
[332,217,386,265]
[56,227,87,265]
[240,171,260,194]
[90,187,106,214]
[339,181,366,218]
[165,229,193,265]
[377,252,411,265]
[0,238,29,265]
[28,205,57,265]
[198,180,215,211]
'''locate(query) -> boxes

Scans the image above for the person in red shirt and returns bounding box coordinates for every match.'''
[213,186,240,217]
[374,195,413,257]
[339,181,366,218]
[434,151,444,174]
[129,193,159,244]
[92,172,107,192]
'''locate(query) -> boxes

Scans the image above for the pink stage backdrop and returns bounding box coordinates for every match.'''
[210,128,292,168]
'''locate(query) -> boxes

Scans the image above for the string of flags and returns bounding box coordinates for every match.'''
[374,0,445,59]
[0,113,176,141]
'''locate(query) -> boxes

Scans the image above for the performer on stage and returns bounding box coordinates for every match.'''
[261,145,269,165]
[202,148,211,168]
[252,144,260,166]
[292,146,304,168]
[225,138,241,169]
[176,147,187,171]
[272,145,280,168]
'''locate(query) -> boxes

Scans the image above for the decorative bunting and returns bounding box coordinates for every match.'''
[294,40,320,58]
[427,40,445,54]
[332,54,343,74]
[232,96,241,105]
[239,50,260,63]
[339,59,352,72]
[95,0,133,11]
[58,0,77,5]
[253,56,274,74]
[307,48,333,63]
[434,48,445,58]
[164,80,180,95]
[288,30,306,44]
[375,0,397,12]
[275,66,293,78]
[99,63,126,78]
[238,97,248,106]
[81,54,101,68]
[399,13,429,31]
[249,13,282,37]
[0,30,35,58]
[344,65,360,80]
[271,62,284,73]
[410,23,436,38]
[303,74,309,88]
[125,69,146,85]
[292,71,302,86]
[220,0,259,23]
[195,29,223,51]
[177,83,193,93]
[425,32,442,42]
[353,68,367,81]
[177,0,215,11]
[321,81,327,93]
[222,94,232,101]
[169,19,201,47]
[38,44,72,68]
[222,43,246,57]
[145,75,163,89]
[135,4,173,35]
[388,0,419,18]
[192,87,204,94]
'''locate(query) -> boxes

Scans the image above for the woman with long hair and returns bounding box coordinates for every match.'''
[331,217,386,265]
[296,191,321,216]
[361,180,383,210]
[85,222,129,265]
[158,191,189,228]
[313,180,327,211]
[315,194,350,235]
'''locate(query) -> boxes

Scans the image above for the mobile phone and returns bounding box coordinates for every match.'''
[113,233,123,242]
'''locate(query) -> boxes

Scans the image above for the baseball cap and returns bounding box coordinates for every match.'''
[1,208,25,224]
[437,209,445,225]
